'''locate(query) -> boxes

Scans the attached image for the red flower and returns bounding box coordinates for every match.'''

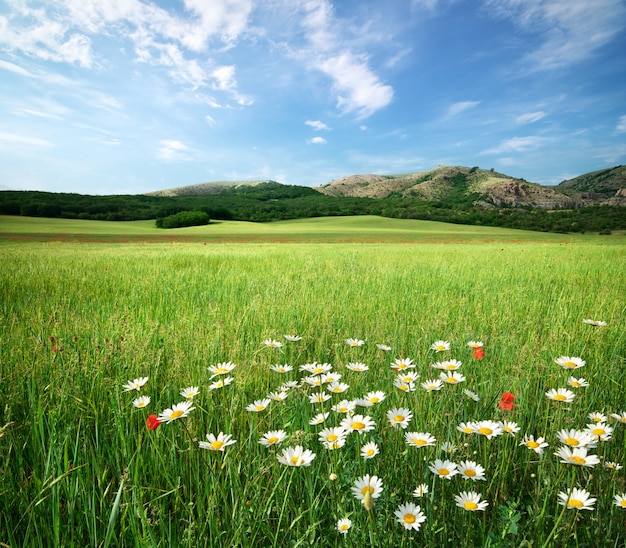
[472,347,485,360]
[498,392,516,410]
[146,414,161,431]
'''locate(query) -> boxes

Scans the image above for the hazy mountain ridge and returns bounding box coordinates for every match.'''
[146,180,276,197]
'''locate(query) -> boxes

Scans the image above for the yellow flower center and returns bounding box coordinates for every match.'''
[553,394,567,401]
[210,441,224,450]
[462,427,473,433]
[447,378,458,383]
[170,410,184,419]
[137,402,146,408]
[527,441,539,449]
[333,387,342,392]
[591,428,604,436]
[478,427,493,436]
[436,345,446,351]
[464,469,476,477]
[370,397,380,403]
[438,468,449,476]
[570,456,586,465]
[414,439,427,446]
[352,422,365,430]
[366,449,375,456]
[394,415,405,422]
[340,524,349,531]
[620,500,626,508]
[404,513,416,524]
[565,437,579,446]
[445,364,457,370]
[255,405,265,411]
[290,456,300,465]
[327,434,339,442]
[563,362,576,368]
[567,499,583,509]
[571,381,580,387]
[464,501,478,511]
[361,486,375,496]
[267,437,278,444]
[400,385,409,391]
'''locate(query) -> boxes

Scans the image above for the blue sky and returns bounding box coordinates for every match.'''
[1,0,625,195]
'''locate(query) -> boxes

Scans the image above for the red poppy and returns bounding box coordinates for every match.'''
[146,414,161,431]
[498,392,516,410]
[472,347,485,360]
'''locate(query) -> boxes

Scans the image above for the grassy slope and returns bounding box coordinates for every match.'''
[1,215,622,243]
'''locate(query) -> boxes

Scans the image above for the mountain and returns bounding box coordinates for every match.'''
[146,180,274,197]
[315,165,626,209]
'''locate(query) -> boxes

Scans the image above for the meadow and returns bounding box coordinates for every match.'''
[0,216,625,547]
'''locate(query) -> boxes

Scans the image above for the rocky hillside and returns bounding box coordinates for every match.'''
[146,180,273,197]
[315,165,626,209]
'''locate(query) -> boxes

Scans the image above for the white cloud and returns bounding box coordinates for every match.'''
[157,139,193,161]
[308,136,327,144]
[516,111,546,124]
[445,101,480,119]
[14,108,63,120]
[0,131,54,147]
[305,120,330,131]
[481,136,549,154]
[483,0,626,71]
[0,60,34,77]
[616,115,626,133]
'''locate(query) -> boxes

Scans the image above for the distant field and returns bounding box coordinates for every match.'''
[2,214,623,243]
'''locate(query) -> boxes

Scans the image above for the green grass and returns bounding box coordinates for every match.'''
[0,222,625,546]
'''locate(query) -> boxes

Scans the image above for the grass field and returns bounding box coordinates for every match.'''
[1,216,625,546]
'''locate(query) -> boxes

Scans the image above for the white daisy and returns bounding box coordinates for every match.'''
[132,395,151,409]
[394,502,426,531]
[455,491,489,511]
[277,446,316,467]
[122,377,148,392]
[554,356,585,370]
[558,487,596,510]
[361,441,380,459]
[157,401,195,424]
[199,432,236,452]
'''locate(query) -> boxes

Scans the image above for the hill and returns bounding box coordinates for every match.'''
[146,180,274,197]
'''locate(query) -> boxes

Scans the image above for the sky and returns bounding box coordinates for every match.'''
[1,0,626,195]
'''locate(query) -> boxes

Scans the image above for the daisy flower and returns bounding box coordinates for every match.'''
[387,407,413,429]
[259,430,287,448]
[397,371,420,384]
[263,338,282,348]
[309,392,331,404]
[554,446,600,467]
[346,361,369,372]
[474,420,503,439]
[326,381,350,394]
[437,359,463,371]
[500,421,520,436]
[376,344,392,351]
[604,461,623,470]
[457,422,476,435]
[413,484,429,498]
[467,341,483,348]
[431,340,450,352]
[520,434,549,454]
[363,391,385,405]
[464,389,480,401]
[441,441,457,454]
[157,401,195,424]
[556,429,596,448]
[406,431,437,448]
[421,379,444,392]
[554,356,586,370]
[332,400,356,414]
[582,319,607,326]
[429,459,458,479]
[246,398,271,412]
[267,391,289,402]
[180,386,199,399]
[558,488,596,510]
[567,377,589,388]
[395,502,426,531]
[270,364,293,373]
[301,375,322,388]
[585,422,613,441]
[351,475,384,508]
[391,358,414,371]
[208,361,236,378]
[309,412,329,425]
[321,373,342,385]
[122,377,148,392]
[346,338,364,347]
[336,518,352,534]
[309,363,333,375]
[614,494,626,508]
[208,376,234,390]
[132,395,151,409]
[318,427,348,446]
[283,334,301,342]
[340,414,376,434]
[280,380,298,391]
[199,432,236,452]
[361,441,380,459]
[394,379,416,392]
[458,460,486,481]
[545,388,575,403]
[439,371,466,385]
[588,411,608,423]
[611,411,626,424]
[455,491,489,512]
[277,446,316,467]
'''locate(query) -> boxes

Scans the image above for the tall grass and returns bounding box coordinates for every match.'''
[0,240,624,546]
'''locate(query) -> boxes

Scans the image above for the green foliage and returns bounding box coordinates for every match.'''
[156,210,210,229]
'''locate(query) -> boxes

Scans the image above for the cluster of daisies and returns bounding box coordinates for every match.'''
[122,319,626,536]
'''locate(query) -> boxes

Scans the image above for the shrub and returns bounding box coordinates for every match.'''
[156,210,210,229]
